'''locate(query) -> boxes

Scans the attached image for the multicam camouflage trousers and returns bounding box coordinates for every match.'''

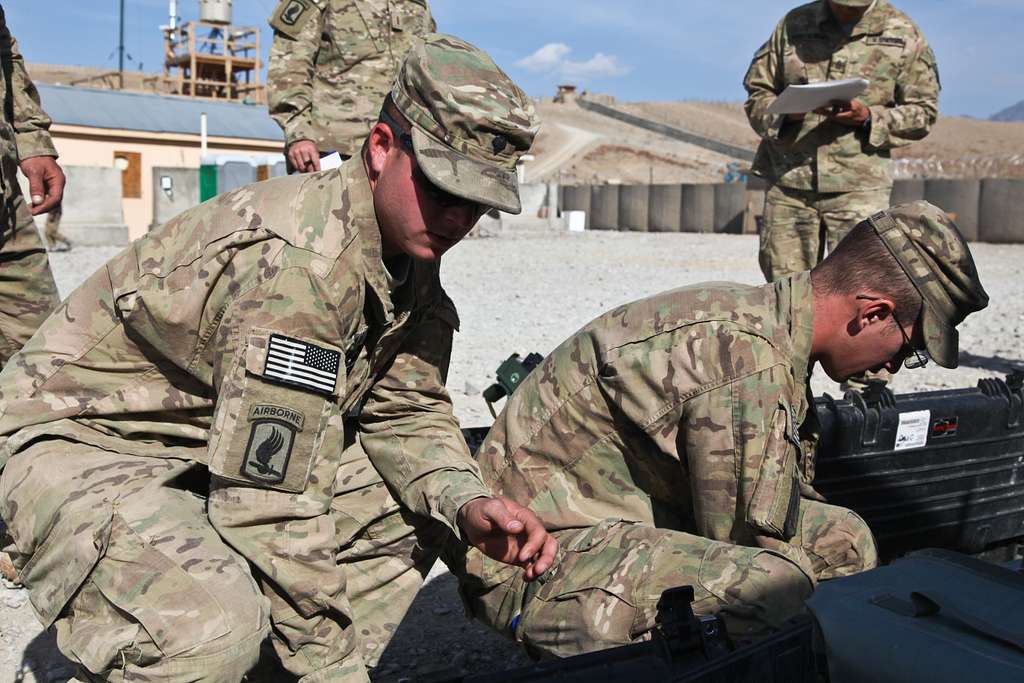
[0,192,59,364]
[0,430,446,682]
[446,499,877,660]
[759,184,891,282]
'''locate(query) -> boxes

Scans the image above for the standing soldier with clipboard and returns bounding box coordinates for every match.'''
[267,0,436,173]
[744,0,940,284]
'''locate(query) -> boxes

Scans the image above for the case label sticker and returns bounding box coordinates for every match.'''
[895,410,931,451]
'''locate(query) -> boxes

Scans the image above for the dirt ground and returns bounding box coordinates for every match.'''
[3,233,1021,681]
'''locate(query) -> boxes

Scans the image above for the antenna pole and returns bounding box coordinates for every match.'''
[118,0,126,80]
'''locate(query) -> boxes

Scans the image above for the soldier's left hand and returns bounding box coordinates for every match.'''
[827,98,871,127]
[20,156,66,215]
[458,496,558,581]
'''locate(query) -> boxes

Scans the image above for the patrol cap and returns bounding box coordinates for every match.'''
[390,34,539,214]
[867,201,989,369]
[830,0,873,6]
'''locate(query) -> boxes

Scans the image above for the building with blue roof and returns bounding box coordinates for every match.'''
[37,84,284,239]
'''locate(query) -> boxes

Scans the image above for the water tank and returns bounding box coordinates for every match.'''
[199,0,232,24]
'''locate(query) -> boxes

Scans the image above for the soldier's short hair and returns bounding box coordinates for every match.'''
[812,219,923,324]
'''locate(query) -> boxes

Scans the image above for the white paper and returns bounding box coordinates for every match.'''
[766,78,870,115]
[894,410,931,451]
[319,151,344,170]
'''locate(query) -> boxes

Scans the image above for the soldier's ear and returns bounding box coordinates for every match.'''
[365,123,394,181]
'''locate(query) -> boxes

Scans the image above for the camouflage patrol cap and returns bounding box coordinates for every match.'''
[868,201,989,369]
[390,34,539,214]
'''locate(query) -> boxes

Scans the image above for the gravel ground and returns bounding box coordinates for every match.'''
[3,233,1022,681]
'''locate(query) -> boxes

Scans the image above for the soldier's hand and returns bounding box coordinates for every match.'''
[288,140,321,173]
[827,99,870,126]
[458,496,557,582]
[20,156,65,215]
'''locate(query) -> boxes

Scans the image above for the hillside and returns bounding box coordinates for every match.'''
[533,99,1024,181]
[991,100,1024,122]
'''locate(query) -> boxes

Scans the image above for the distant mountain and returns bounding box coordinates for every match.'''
[990,100,1024,122]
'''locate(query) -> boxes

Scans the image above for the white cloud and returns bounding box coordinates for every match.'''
[515,42,630,83]
[515,43,572,72]
[561,53,630,81]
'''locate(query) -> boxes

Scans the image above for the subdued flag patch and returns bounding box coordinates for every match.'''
[242,420,296,484]
[264,334,339,395]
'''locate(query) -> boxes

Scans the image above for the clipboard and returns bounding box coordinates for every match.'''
[767,78,870,115]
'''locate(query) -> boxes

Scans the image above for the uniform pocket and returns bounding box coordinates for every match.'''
[18,500,114,628]
[208,328,343,494]
[534,519,631,604]
[89,513,231,658]
[746,404,800,540]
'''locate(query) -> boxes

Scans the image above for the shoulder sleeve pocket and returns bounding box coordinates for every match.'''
[208,328,344,493]
[746,402,801,540]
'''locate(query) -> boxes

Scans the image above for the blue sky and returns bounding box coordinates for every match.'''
[6,0,1022,118]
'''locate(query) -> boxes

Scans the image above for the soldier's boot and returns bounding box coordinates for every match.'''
[0,521,19,585]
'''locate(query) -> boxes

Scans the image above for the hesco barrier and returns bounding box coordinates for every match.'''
[925,178,980,241]
[890,178,925,206]
[557,179,1023,242]
[618,185,650,232]
[590,185,620,231]
[979,179,1024,243]
[713,183,747,234]
[560,185,592,229]
[681,184,716,233]
[649,184,682,232]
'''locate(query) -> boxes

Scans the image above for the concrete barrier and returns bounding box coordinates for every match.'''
[744,189,766,234]
[217,161,257,195]
[590,184,620,231]
[561,185,591,229]
[22,165,130,246]
[979,179,1024,244]
[152,167,201,229]
[680,184,715,233]
[890,179,925,206]
[618,185,650,232]
[648,184,682,232]
[925,178,980,241]
[714,183,747,234]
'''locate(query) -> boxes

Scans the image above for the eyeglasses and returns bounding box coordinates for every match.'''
[856,295,930,370]
[378,110,481,210]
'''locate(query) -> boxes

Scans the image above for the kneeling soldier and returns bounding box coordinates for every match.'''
[446,202,987,659]
[0,35,554,682]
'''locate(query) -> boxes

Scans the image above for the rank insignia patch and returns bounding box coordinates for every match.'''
[241,420,297,485]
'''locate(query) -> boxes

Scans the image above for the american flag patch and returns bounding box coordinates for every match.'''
[263,334,340,395]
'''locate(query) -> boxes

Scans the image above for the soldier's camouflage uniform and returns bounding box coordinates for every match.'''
[0,32,538,682]
[0,5,60,364]
[744,0,939,281]
[445,272,878,658]
[268,0,435,158]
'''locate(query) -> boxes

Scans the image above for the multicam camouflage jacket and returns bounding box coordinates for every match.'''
[0,159,490,631]
[743,0,939,193]
[477,273,823,570]
[267,0,436,156]
[0,6,56,161]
